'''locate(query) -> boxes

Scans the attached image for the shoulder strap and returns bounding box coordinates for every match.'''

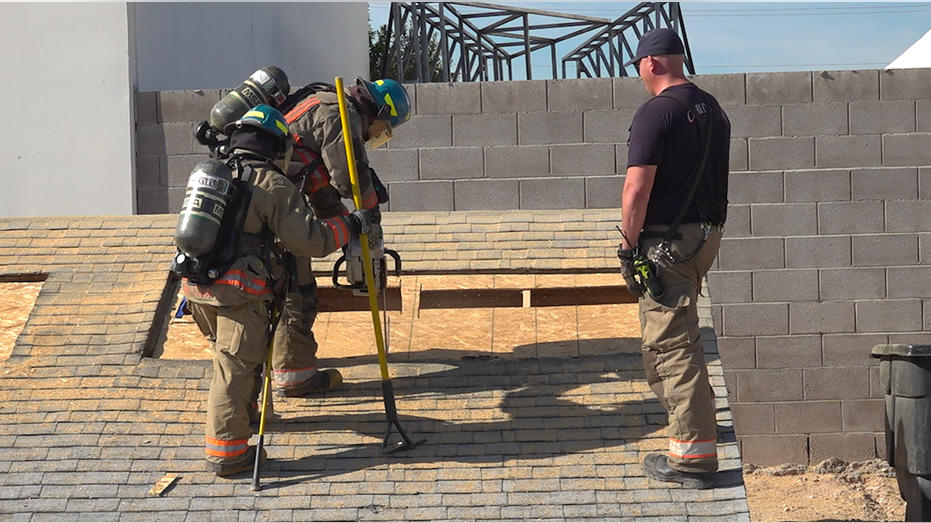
[278,82,337,115]
[653,89,714,245]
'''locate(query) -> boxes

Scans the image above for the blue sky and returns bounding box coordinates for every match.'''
[367,2,931,76]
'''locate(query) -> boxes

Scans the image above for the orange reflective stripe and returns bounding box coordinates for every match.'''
[273,367,318,387]
[205,436,249,458]
[284,97,322,124]
[323,217,350,247]
[362,191,379,210]
[214,269,271,297]
[668,438,717,459]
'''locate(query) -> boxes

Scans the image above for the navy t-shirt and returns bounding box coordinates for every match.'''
[627,82,730,226]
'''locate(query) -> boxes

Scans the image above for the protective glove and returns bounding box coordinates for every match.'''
[617,245,646,298]
[345,209,373,238]
[369,204,382,225]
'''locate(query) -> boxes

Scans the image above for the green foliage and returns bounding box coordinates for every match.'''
[369,20,446,82]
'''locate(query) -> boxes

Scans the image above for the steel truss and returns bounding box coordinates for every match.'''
[378,2,694,83]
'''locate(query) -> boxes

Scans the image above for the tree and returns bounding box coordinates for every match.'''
[369,20,446,82]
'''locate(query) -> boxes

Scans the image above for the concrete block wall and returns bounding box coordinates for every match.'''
[136,68,931,466]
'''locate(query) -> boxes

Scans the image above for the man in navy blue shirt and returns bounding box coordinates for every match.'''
[619,28,730,490]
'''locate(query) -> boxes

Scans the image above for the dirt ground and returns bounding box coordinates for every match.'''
[0,282,910,521]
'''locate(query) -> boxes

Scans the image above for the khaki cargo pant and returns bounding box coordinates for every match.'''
[638,222,723,474]
[190,300,269,466]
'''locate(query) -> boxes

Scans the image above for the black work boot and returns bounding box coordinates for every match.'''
[207,446,267,477]
[281,369,343,397]
[642,452,715,489]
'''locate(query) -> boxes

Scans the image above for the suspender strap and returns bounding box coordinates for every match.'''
[654,90,714,246]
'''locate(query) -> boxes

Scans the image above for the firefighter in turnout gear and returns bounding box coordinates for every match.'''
[260,77,411,397]
[178,105,372,476]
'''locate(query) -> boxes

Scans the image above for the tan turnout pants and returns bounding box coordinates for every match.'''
[271,255,324,392]
[638,222,723,474]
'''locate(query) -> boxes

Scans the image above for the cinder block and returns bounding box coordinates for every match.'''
[136,124,166,157]
[550,144,615,176]
[707,271,752,304]
[454,180,519,211]
[136,156,162,188]
[736,368,801,401]
[481,80,546,113]
[453,114,517,146]
[785,169,850,202]
[136,188,169,215]
[856,299,923,333]
[388,181,454,211]
[718,237,785,270]
[730,402,774,435]
[518,112,583,145]
[716,337,756,369]
[388,116,452,149]
[585,176,624,209]
[751,203,817,236]
[921,234,931,264]
[882,133,931,167]
[888,266,931,298]
[691,73,746,106]
[739,434,809,467]
[789,301,855,334]
[485,145,549,178]
[818,201,884,234]
[851,167,918,200]
[722,303,789,337]
[367,148,419,182]
[813,70,879,102]
[747,72,812,105]
[615,143,629,174]
[135,91,158,125]
[583,109,638,144]
[921,167,931,199]
[752,269,819,302]
[157,90,220,123]
[783,103,848,136]
[775,401,842,433]
[416,82,482,115]
[822,333,888,367]
[519,178,585,210]
[165,155,203,188]
[730,138,748,172]
[819,268,885,300]
[841,400,885,432]
[612,76,652,109]
[803,367,870,400]
[849,101,916,134]
[748,137,815,171]
[886,200,931,233]
[852,234,919,267]
[724,204,751,237]
[880,68,931,101]
[167,186,186,214]
[919,101,931,132]
[547,78,613,111]
[809,433,877,464]
[419,147,483,180]
[889,332,931,345]
[728,171,783,204]
[713,105,780,139]
[756,335,822,369]
[816,135,882,169]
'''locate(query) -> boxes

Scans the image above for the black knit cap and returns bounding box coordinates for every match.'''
[624,28,685,67]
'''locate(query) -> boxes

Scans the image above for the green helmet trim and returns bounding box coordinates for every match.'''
[225,104,289,141]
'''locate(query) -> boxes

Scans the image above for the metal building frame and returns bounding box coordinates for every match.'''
[378,2,694,83]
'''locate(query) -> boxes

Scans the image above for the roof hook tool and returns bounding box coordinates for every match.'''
[334,76,425,454]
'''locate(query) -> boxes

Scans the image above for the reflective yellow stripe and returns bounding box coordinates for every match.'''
[668,438,716,459]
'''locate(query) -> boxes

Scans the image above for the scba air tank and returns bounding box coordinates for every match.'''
[174,159,235,258]
[209,66,291,133]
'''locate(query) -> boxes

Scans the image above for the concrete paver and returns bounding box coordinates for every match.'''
[0,211,749,521]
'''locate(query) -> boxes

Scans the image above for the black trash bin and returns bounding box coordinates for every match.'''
[871,344,931,522]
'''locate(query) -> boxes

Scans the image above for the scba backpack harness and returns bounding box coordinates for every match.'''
[171,154,276,285]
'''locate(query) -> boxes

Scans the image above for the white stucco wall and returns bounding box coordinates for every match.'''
[133,2,370,92]
[0,2,136,217]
